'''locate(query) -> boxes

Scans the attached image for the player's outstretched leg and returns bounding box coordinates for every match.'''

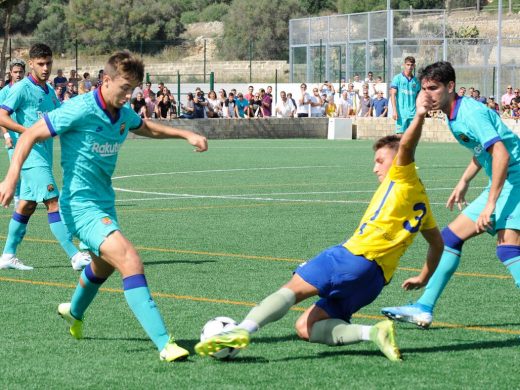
[497,245,520,288]
[0,212,33,270]
[308,318,402,362]
[382,227,464,328]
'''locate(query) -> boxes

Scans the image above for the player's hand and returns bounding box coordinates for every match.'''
[401,276,427,290]
[4,137,13,149]
[476,202,495,233]
[187,133,208,153]
[446,181,469,211]
[0,179,15,208]
[415,91,433,118]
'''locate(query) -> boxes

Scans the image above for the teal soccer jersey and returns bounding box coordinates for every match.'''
[448,95,520,233]
[390,72,420,115]
[448,96,520,178]
[44,89,143,213]
[0,83,18,143]
[1,75,60,168]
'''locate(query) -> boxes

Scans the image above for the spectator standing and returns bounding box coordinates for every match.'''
[487,96,499,113]
[287,93,297,115]
[473,90,486,104]
[145,92,158,118]
[364,71,374,83]
[250,92,262,117]
[53,69,67,89]
[266,86,273,115]
[68,69,80,87]
[275,91,296,118]
[352,74,363,95]
[235,93,250,118]
[260,88,272,118]
[337,90,351,118]
[223,92,236,118]
[132,82,144,99]
[346,83,360,116]
[244,86,254,101]
[324,95,337,117]
[155,94,175,120]
[390,56,420,134]
[96,69,104,88]
[373,91,388,117]
[458,87,466,97]
[143,82,153,99]
[501,85,515,107]
[65,81,77,98]
[297,83,311,118]
[309,87,323,117]
[513,88,520,105]
[193,88,208,119]
[156,82,165,98]
[359,89,373,117]
[83,73,92,90]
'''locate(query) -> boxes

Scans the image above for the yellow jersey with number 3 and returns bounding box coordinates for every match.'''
[344,159,437,283]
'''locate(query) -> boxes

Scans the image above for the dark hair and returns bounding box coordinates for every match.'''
[104,51,144,82]
[404,56,416,64]
[29,43,52,59]
[83,72,90,79]
[419,61,456,85]
[373,135,400,152]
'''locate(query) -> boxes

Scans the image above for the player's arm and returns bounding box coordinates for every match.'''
[0,119,51,207]
[0,109,26,135]
[132,119,207,152]
[390,87,398,120]
[401,227,443,290]
[476,141,509,233]
[395,90,432,166]
[1,126,13,148]
[446,157,481,211]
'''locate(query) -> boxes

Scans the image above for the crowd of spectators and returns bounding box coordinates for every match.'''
[5,67,516,122]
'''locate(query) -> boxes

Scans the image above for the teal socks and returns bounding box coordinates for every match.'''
[48,212,79,259]
[3,212,30,255]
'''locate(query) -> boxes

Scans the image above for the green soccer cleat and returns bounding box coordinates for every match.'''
[370,320,402,362]
[58,302,83,340]
[159,337,190,362]
[195,328,250,358]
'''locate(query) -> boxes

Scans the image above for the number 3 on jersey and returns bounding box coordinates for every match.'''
[403,202,426,233]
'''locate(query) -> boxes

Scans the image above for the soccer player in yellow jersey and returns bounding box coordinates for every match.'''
[196,91,444,362]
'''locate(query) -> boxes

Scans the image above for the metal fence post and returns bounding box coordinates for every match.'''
[209,72,214,92]
[177,71,181,115]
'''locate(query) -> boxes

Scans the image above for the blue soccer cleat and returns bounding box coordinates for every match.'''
[381,303,433,329]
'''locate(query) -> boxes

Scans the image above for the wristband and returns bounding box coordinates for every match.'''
[3,132,11,140]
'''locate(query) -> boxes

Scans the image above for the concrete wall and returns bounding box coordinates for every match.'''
[132,117,520,141]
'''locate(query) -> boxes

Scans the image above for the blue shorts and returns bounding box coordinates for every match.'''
[463,177,520,235]
[396,113,413,134]
[60,205,120,256]
[20,165,60,202]
[295,245,385,322]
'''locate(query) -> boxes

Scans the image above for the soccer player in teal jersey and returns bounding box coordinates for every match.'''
[0,51,207,362]
[382,61,520,328]
[0,58,26,208]
[390,56,421,134]
[0,44,91,271]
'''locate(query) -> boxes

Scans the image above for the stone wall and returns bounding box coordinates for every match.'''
[132,116,520,141]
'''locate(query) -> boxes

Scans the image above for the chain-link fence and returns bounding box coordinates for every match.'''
[289,8,520,97]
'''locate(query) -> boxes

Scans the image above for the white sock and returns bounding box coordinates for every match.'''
[360,325,372,341]
[238,319,259,334]
[1,253,14,261]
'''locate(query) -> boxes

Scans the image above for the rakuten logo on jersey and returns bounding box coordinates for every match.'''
[92,142,121,157]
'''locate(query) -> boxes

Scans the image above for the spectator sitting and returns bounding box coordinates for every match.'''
[131,92,148,118]
[513,88,520,105]
[472,89,486,104]
[321,93,328,116]
[324,95,337,118]
[373,91,388,117]
[179,93,195,119]
[66,81,77,98]
[250,92,262,117]
[95,69,104,88]
[78,80,88,95]
[206,90,221,118]
[53,69,67,89]
[145,92,158,118]
[68,69,80,87]
[63,91,72,101]
[218,88,227,111]
[132,82,144,99]
[155,94,175,120]
[156,82,165,98]
[458,87,466,97]
[276,90,296,118]
[512,102,519,119]
[501,85,515,107]
[487,96,499,113]
[55,86,65,102]
[235,92,250,118]
[143,82,152,99]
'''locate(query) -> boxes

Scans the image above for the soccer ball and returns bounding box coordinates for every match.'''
[200,316,240,360]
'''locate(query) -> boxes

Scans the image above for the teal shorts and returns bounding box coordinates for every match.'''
[463,178,520,235]
[20,165,60,202]
[61,205,120,256]
[395,114,414,134]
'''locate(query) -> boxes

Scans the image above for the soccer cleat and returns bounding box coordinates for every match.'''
[71,251,92,271]
[370,320,402,362]
[159,337,190,362]
[0,256,33,270]
[381,303,433,329]
[58,302,83,340]
[195,328,250,357]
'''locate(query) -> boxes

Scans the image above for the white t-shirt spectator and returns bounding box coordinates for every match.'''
[297,92,311,115]
[276,99,295,118]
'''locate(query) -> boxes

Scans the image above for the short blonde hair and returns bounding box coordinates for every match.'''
[104,51,144,82]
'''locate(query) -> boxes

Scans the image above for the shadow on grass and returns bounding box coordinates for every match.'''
[41,258,216,269]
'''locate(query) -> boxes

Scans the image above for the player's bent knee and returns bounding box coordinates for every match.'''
[294,315,310,340]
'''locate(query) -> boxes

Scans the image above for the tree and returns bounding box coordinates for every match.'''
[0,0,22,83]
[219,0,305,61]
